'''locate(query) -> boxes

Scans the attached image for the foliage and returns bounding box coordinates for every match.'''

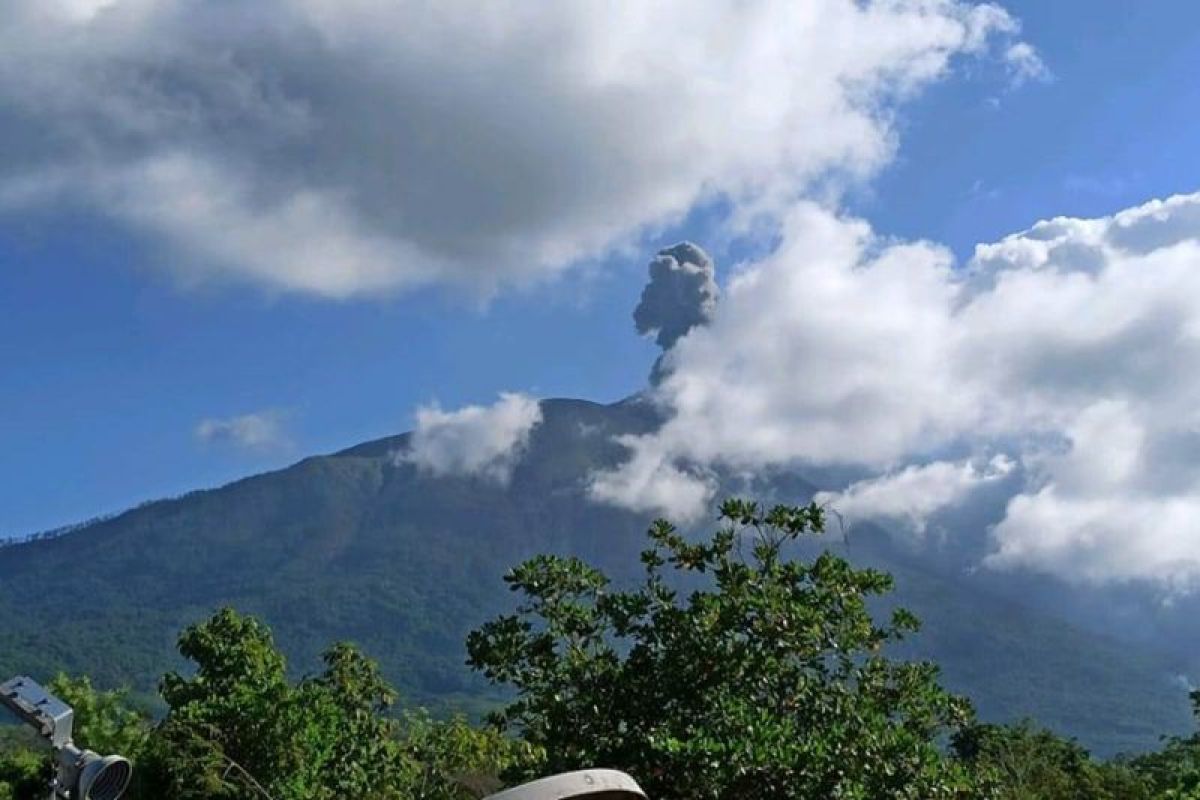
[952,719,1150,799]
[48,674,151,763]
[0,608,537,800]
[146,609,418,799]
[1126,690,1200,799]
[0,728,44,800]
[2,486,1199,798]
[395,711,542,800]
[1130,737,1200,799]
[142,608,537,800]
[468,499,982,799]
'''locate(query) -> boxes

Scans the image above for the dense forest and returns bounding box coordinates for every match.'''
[3,500,1199,799]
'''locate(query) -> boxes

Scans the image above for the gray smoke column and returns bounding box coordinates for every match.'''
[633,242,719,385]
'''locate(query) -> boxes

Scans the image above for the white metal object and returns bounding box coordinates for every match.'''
[0,675,133,800]
[1,675,74,748]
[484,769,647,800]
[57,745,133,800]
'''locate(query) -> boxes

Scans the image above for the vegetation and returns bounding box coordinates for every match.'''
[1122,694,1200,799]
[951,719,1151,799]
[1,611,536,800]
[0,728,42,800]
[468,499,978,798]
[2,498,1199,798]
[0,399,1188,756]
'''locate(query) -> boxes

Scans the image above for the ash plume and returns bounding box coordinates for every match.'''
[634,242,718,383]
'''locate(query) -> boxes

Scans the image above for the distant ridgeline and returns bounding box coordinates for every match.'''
[1,490,211,548]
[2,517,116,548]
[0,397,1191,756]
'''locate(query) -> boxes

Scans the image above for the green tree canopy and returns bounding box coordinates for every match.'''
[144,608,536,800]
[952,719,1150,799]
[1125,689,1200,799]
[468,499,981,799]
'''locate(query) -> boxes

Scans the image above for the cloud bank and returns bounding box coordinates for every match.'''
[400,393,542,484]
[815,456,1015,536]
[592,192,1200,589]
[0,0,1027,297]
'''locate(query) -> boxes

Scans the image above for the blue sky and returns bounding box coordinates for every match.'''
[2,0,1200,549]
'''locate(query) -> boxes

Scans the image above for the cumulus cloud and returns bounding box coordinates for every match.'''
[0,0,1029,297]
[400,393,542,484]
[985,402,1200,591]
[591,191,1200,589]
[816,455,1014,535]
[195,411,291,452]
[589,441,717,523]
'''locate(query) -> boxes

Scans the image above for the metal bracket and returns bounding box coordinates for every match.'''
[0,675,75,749]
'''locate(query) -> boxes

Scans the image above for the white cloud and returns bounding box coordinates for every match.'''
[590,202,977,495]
[400,393,542,484]
[591,191,1200,589]
[816,455,1014,534]
[589,438,716,523]
[0,0,1029,297]
[1003,42,1050,87]
[985,401,1200,590]
[195,411,291,452]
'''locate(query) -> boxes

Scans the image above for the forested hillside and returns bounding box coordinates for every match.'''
[0,398,1190,755]
[5,503,1200,800]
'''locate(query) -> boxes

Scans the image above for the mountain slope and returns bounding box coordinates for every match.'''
[0,398,1190,755]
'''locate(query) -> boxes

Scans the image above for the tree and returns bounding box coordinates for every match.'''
[0,728,44,800]
[951,719,1149,799]
[1127,689,1200,799]
[396,710,542,800]
[467,499,982,799]
[145,608,413,800]
[47,675,151,769]
[143,607,537,800]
